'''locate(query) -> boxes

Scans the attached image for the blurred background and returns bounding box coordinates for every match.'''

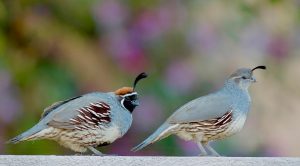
[0,0,300,156]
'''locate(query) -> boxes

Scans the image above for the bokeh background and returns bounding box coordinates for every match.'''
[1,0,300,156]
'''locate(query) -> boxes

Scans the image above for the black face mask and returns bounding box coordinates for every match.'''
[121,94,139,113]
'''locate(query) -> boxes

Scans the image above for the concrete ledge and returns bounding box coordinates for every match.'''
[1,155,300,166]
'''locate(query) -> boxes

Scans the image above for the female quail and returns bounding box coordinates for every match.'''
[8,72,148,155]
[132,66,266,156]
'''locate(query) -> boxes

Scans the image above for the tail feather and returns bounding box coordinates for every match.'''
[7,124,45,144]
[131,123,176,152]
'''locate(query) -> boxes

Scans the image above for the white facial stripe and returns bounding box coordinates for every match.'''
[122,92,138,97]
[121,98,126,109]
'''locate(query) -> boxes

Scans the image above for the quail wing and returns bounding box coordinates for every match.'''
[42,93,113,130]
[41,96,82,118]
[167,92,233,124]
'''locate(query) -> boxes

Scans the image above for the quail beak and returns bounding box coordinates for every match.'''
[250,76,257,83]
[131,100,140,106]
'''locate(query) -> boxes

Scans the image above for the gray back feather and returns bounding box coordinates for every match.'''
[41,96,82,119]
[167,90,233,124]
[41,92,114,129]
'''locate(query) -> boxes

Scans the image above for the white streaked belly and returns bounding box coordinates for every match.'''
[224,115,247,137]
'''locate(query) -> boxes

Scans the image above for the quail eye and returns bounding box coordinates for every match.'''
[241,76,247,79]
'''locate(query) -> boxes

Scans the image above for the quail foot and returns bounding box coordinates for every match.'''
[132,66,266,156]
[8,72,148,156]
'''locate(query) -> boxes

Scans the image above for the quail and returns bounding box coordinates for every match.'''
[8,72,148,155]
[132,66,266,156]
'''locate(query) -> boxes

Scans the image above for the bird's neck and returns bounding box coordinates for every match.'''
[223,80,250,95]
[223,80,252,113]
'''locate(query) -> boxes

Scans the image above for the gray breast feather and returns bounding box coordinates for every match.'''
[167,92,233,124]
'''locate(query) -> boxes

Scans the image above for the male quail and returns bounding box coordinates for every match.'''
[132,66,266,156]
[8,72,148,155]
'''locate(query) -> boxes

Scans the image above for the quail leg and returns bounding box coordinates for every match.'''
[88,146,118,156]
[195,134,208,156]
[197,142,208,156]
[204,144,220,157]
[75,152,84,156]
[88,147,106,156]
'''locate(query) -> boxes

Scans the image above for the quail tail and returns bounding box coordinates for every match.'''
[7,124,45,144]
[131,123,175,152]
